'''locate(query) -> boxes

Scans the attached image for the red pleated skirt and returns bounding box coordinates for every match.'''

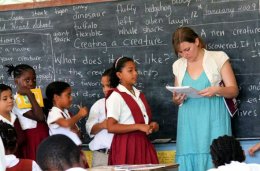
[24,122,49,160]
[108,131,159,165]
[14,119,26,158]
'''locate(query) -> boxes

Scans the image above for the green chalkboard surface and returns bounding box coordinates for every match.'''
[0,0,260,143]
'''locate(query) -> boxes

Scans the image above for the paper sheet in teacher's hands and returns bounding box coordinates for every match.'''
[166,85,202,98]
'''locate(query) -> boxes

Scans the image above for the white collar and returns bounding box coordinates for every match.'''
[51,106,70,118]
[117,84,140,97]
[0,112,16,126]
[5,154,19,168]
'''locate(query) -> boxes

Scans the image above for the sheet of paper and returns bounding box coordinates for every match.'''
[166,85,202,98]
[114,164,167,170]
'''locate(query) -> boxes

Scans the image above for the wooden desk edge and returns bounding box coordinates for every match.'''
[89,164,179,171]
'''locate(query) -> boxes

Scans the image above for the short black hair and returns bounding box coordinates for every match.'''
[45,81,70,102]
[0,84,12,97]
[102,67,113,77]
[36,134,81,171]
[0,121,17,153]
[210,135,245,167]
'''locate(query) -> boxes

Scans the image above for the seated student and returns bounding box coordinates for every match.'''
[85,68,114,167]
[248,142,260,156]
[36,134,86,171]
[0,121,41,171]
[208,135,260,171]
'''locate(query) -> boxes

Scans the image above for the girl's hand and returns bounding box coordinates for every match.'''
[100,119,108,129]
[138,124,153,135]
[172,92,186,105]
[149,122,159,132]
[248,143,260,156]
[71,126,80,135]
[77,106,88,118]
[198,86,220,97]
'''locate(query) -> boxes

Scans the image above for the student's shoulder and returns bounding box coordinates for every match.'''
[12,105,31,116]
[91,98,105,109]
[95,98,105,105]
[48,107,63,118]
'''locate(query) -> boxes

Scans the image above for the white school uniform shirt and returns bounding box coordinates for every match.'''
[5,154,42,171]
[85,98,114,151]
[106,84,149,124]
[208,161,260,171]
[0,138,5,171]
[47,106,82,145]
[173,49,229,87]
[0,112,16,126]
[13,94,37,130]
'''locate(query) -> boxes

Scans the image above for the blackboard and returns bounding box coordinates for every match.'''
[0,0,259,143]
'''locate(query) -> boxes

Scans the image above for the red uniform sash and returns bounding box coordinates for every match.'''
[6,159,32,171]
[106,88,159,165]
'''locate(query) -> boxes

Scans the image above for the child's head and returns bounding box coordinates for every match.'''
[0,121,17,154]
[5,64,36,89]
[110,57,137,88]
[210,135,245,168]
[0,84,13,114]
[101,68,112,96]
[36,134,83,171]
[46,81,72,109]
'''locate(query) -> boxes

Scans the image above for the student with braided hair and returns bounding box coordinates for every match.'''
[208,135,260,171]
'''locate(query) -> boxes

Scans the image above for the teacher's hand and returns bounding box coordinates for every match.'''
[172,92,186,105]
[198,86,220,97]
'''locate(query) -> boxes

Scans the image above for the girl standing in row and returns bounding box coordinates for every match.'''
[5,64,49,160]
[0,84,25,158]
[106,57,159,165]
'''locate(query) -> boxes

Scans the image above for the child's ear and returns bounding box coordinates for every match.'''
[53,94,60,102]
[116,71,122,80]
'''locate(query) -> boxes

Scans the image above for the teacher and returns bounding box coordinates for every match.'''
[172,27,238,171]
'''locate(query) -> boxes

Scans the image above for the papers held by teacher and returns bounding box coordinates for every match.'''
[166,85,202,98]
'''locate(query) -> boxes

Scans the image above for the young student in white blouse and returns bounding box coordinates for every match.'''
[45,81,88,146]
[85,68,114,167]
[0,121,41,171]
[0,84,26,158]
[208,135,260,171]
[5,64,49,160]
[106,57,159,165]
